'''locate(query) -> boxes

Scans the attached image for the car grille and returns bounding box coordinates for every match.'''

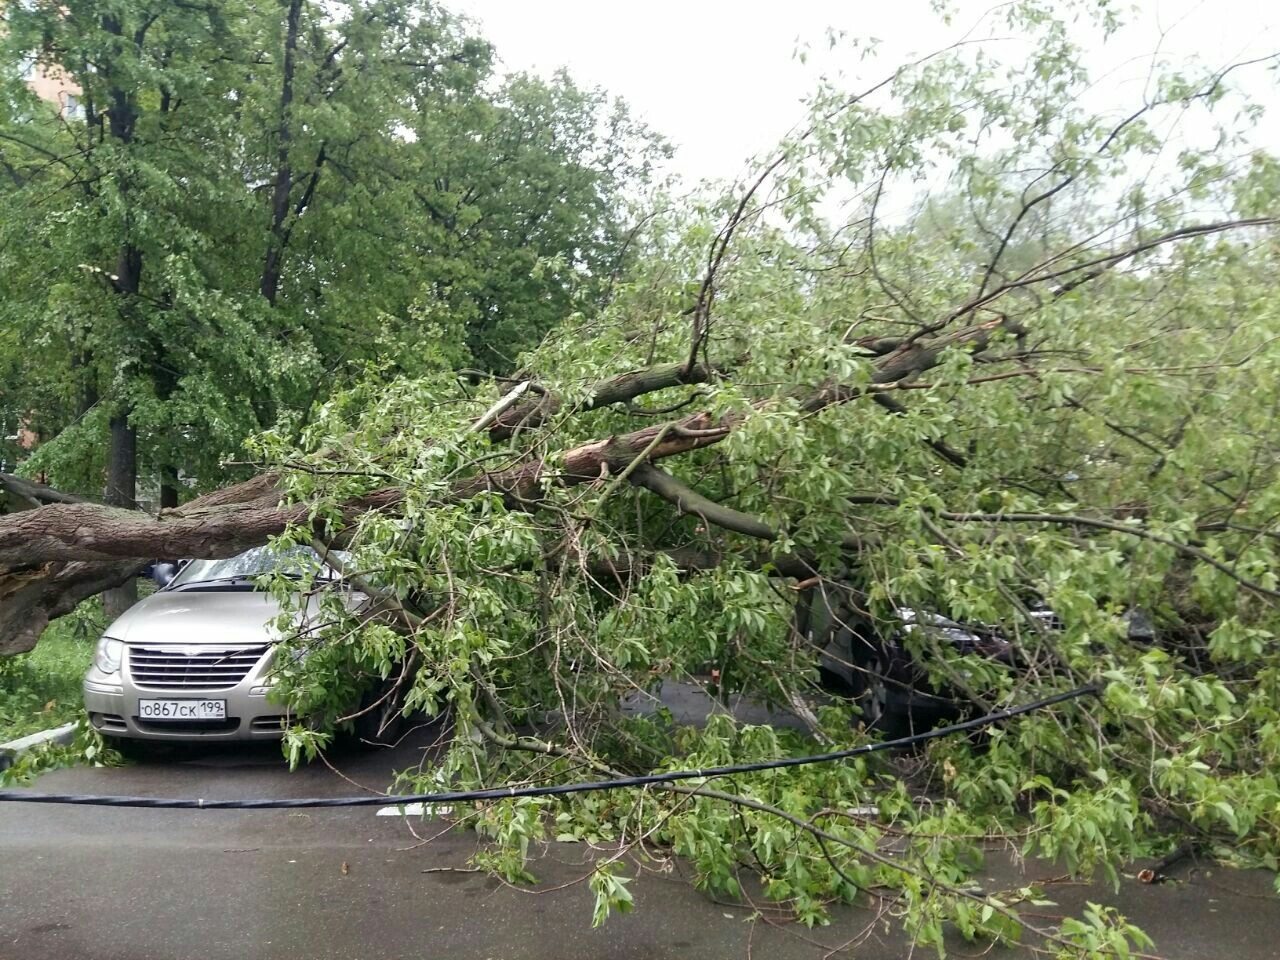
[129,645,268,691]
[250,716,288,734]
[89,713,127,732]
[134,718,242,735]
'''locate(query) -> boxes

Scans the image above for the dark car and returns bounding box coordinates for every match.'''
[798,585,1152,736]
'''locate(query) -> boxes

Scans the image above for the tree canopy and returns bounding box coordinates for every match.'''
[3,0,1280,955]
[0,0,663,507]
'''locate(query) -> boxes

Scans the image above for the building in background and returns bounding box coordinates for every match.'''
[21,55,82,118]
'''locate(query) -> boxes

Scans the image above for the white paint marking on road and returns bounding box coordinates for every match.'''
[375,803,453,817]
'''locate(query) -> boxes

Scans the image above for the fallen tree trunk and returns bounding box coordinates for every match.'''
[0,472,305,655]
[0,316,1050,655]
[0,559,149,656]
[0,409,740,655]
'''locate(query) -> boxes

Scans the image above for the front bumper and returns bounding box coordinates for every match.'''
[83,644,290,742]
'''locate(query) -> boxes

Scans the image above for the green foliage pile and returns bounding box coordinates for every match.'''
[243,3,1280,954]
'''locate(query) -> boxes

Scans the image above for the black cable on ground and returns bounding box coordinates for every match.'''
[0,682,1099,809]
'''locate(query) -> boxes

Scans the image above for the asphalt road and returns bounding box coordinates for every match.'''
[2,685,1277,960]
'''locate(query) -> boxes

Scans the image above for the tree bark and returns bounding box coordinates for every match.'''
[103,414,138,620]
[0,472,298,655]
[160,476,180,510]
[489,361,718,440]
[101,16,143,622]
[260,0,303,307]
[0,472,93,509]
[103,234,142,620]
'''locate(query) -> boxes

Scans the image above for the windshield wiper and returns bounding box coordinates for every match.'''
[169,574,262,591]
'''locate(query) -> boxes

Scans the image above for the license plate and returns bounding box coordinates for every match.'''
[138,699,227,721]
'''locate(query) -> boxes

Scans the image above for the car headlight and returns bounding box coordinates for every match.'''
[94,637,124,674]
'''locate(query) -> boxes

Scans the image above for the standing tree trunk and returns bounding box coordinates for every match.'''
[159,466,179,510]
[102,413,138,620]
[260,0,303,308]
[100,16,143,622]
[249,0,305,433]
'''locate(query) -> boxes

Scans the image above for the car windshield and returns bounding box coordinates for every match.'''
[167,545,349,589]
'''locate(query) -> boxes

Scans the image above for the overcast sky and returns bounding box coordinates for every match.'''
[450,0,1280,186]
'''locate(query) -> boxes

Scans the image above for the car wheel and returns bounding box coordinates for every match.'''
[851,649,912,740]
[351,676,409,748]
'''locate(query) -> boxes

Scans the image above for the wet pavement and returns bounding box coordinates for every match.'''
[1,686,1277,959]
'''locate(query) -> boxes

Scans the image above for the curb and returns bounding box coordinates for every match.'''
[0,722,77,772]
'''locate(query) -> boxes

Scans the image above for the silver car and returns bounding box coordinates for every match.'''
[83,546,393,748]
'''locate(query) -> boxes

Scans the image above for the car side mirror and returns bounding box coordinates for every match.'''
[150,561,179,588]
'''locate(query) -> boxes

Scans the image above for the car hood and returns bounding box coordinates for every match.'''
[104,588,331,646]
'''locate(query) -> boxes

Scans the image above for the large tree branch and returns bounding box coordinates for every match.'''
[495,318,1000,471]
[0,473,95,509]
[630,464,778,541]
[459,411,734,504]
[0,413,732,573]
[629,464,870,570]
[801,316,1021,416]
[0,473,408,570]
[0,473,340,655]
[489,361,719,440]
